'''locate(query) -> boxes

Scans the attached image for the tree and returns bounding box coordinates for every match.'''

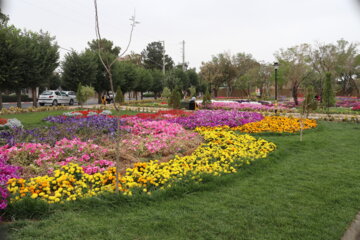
[168,88,181,109]
[232,53,259,97]
[114,87,124,104]
[275,44,313,105]
[150,69,164,99]
[87,39,121,103]
[202,89,212,109]
[322,73,336,111]
[0,24,23,110]
[141,41,174,71]
[134,67,153,100]
[22,30,59,107]
[199,61,223,97]
[62,50,97,91]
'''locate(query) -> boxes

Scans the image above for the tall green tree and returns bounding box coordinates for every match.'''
[87,39,121,102]
[21,30,59,107]
[62,50,97,91]
[275,44,313,105]
[0,25,25,108]
[150,69,164,99]
[322,73,336,111]
[141,41,174,71]
[134,67,153,99]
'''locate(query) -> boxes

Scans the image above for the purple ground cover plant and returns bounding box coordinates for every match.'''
[168,110,264,129]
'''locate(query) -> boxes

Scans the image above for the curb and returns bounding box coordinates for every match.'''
[342,212,360,240]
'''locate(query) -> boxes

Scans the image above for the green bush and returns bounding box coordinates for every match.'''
[1,95,32,102]
[161,87,171,99]
[202,90,212,108]
[169,89,181,109]
[115,88,124,104]
[322,73,335,110]
[143,92,155,98]
[76,83,95,107]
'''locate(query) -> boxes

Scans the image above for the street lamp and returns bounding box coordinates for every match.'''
[273,62,279,113]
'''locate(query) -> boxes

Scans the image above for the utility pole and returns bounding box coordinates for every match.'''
[181,40,186,71]
[161,41,165,75]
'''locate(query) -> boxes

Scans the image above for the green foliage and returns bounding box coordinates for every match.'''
[149,69,164,96]
[114,88,124,104]
[189,86,196,97]
[141,41,174,71]
[61,50,97,91]
[134,67,153,95]
[168,89,181,109]
[76,83,95,107]
[322,72,336,110]
[202,89,212,108]
[161,87,171,99]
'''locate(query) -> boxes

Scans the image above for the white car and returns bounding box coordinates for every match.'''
[62,91,77,105]
[38,90,75,106]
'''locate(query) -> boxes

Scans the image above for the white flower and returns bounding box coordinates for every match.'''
[87,111,98,116]
[63,112,82,116]
[5,118,23,128]
[100,110,112,115]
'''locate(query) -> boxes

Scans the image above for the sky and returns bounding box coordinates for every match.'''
[2,0,360,70]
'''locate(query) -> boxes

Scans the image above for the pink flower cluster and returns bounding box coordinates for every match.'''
[207,102,287,111]
[122,118,198,155]
[0,138,112,175]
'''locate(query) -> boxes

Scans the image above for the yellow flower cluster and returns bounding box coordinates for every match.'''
[7,164,116,204]
[7,128,276,204]
[232,116,317,133]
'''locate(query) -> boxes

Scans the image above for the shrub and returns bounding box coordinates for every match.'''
[322,73,335,110]
[161,87,171,99]
[169,89,181,109]
[202,90,212,108]
[114,88,124,104]
[76,83,95,107]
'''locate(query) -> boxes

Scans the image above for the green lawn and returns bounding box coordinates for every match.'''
[3,121,360,239]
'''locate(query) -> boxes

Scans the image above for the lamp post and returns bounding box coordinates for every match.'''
[273,62,279,113]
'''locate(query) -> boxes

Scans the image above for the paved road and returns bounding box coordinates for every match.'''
[2,98,99,109]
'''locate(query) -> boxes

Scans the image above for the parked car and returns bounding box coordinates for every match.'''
[38,90,74,106]
[62,91,77,105]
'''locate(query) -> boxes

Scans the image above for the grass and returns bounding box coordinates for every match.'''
[2,121,360,239]
[0,109,138,128]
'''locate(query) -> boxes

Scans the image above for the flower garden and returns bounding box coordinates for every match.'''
[0,108,320,215]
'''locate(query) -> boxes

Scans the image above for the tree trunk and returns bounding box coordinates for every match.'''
[135,91,138,100]
[292,85,299,106]
[98,92,102,104]
[32,87,38,107]
[16,89,22,108]
[128,92,131,100]
[154,92,158,100]
[213,88,218,98]
[0,92,2,111]
[141,92,143,100]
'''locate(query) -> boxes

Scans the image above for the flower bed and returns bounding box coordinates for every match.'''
[0,138,112,178]
[0,118,23,129]
[204,102,288,111]
[1,109,295,211]
[168,110,264,129]
[232,116,317,133]
[7,127,276,205]
[63,110,112,117]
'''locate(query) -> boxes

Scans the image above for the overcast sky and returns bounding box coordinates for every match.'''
[3,0,360,70]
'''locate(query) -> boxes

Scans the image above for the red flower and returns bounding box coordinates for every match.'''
[0,118,8,125]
